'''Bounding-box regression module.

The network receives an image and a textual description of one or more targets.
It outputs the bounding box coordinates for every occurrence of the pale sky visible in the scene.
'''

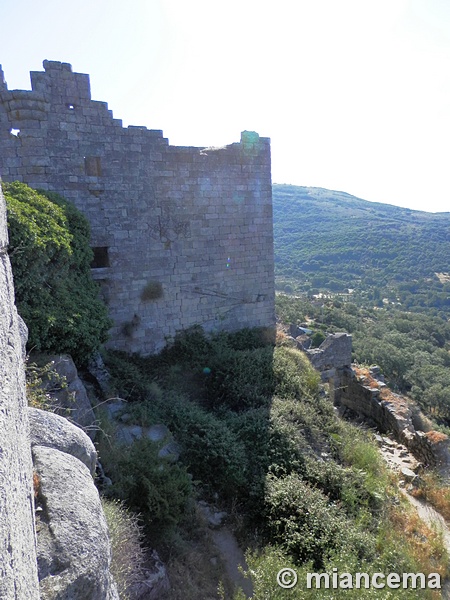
[1,0,450,212]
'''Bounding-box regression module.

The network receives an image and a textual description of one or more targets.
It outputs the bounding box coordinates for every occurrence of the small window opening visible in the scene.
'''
[84,156,102,177]
[10,128,20,137]
[91,247,110,268]
[67,104,75,110]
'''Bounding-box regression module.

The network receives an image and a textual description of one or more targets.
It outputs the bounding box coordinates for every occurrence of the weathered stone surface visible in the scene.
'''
[18,314,28,360]
[147,423,170,442]
[0,61,275,356]
[307,332,352,371]
[116,424,144,445]
[0,184,40,599]
[35,354,97,436]
[28,407,97,475]
[127,550,170,600]
[158,441,182,461]
[33,445,119,600]
[401,467,417,482]
[87,351,113,397]
[340,369,450,472]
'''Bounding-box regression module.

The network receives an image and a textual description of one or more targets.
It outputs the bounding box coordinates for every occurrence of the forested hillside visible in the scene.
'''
[273,184,450,314]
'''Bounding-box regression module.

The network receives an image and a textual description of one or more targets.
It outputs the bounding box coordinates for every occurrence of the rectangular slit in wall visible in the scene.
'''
[91,246,110,268]
[84,156,102,176]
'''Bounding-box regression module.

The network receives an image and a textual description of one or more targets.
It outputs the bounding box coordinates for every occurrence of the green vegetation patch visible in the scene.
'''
[4,182,111,362]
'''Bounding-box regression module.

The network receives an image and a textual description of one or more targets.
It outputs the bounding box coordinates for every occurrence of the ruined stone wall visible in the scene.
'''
[0,185,40,599]
[0,61,275,354]
[340,370,450,469]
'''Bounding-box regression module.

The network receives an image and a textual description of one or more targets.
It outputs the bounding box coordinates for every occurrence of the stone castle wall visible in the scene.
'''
[0,61,275,354]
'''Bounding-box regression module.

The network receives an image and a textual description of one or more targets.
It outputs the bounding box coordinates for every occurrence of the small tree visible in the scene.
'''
[4,182,111,363]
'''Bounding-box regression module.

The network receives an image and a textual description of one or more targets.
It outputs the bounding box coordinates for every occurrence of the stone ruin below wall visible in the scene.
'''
[302,331,450,473]
[0,60,275,355]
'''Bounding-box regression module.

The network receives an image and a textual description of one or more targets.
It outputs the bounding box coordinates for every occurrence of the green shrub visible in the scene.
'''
[273,346,320,400]
[237,546,424,599]
[311,330,326,347]
[264,473,376,569]
[123,392,249,500]
[203,344,275,411]
[330,421,389,504]
[4,182,111,362]
[106,437,193,539]
[103,350,162,401]
[163,397,248,498]
[160,325,214,365]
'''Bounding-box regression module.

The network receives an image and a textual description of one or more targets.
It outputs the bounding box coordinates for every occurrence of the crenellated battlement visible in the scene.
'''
[0,89,50,123]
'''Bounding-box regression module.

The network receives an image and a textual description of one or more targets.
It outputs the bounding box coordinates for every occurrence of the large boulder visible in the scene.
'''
[33,445,119,600]
[28,407,97,475]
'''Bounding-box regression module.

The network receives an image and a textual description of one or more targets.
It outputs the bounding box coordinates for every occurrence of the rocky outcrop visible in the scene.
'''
[0,184,119,599]
[28,385,120,598]
[105,399,181,460]
[0,184,40,598]
[29,407,97,475]
[33,354,97,438]
[33,446,119,599]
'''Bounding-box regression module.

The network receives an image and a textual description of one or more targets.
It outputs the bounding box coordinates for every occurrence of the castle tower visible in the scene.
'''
[0,61,275,354]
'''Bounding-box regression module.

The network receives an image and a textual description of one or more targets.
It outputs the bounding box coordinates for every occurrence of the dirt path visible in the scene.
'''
[377,434,450,599]
[210,528,253,599]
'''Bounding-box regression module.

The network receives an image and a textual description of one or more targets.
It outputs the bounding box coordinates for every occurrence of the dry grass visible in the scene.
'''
[33,471,40,498]
[384,495,449,591]
[102,498,148,600]
[425,430,448,444]
[411,473,450,523]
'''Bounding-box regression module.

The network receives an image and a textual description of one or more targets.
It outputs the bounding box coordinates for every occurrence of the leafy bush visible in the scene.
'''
[159,325,214,365]
[203,344,275,411]
[106,437,193,539]
[119,391,249,500]
[264,473,376,569]
[159,395,248,499]
[273,346,320,400]
[4,182,111,362]
[237,546,430,599]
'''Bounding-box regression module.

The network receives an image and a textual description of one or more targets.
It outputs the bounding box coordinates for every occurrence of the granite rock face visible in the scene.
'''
[0,188,39,600]
[0,184,40,599]
[29,407,97,475]
[35,354,97,437]
[33,445,119,600]
[1,185,119,599]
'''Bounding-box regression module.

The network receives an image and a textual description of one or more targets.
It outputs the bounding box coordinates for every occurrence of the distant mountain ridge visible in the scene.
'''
[272,184,450,313]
